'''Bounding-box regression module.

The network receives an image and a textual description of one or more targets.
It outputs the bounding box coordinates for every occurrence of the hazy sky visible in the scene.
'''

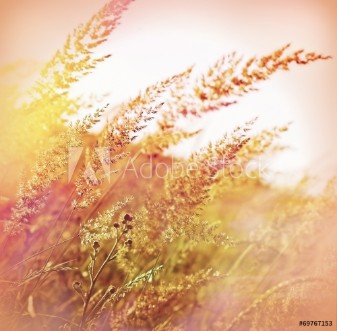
[1,0,336,182]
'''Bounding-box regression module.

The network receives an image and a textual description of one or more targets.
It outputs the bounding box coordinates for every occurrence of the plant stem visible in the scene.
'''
[79,230,121,330]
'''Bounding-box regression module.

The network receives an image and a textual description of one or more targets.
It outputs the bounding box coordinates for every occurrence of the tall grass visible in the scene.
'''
[0,1,335,330]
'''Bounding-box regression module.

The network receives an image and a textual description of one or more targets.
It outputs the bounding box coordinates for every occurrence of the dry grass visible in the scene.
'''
[0,1,335,330]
